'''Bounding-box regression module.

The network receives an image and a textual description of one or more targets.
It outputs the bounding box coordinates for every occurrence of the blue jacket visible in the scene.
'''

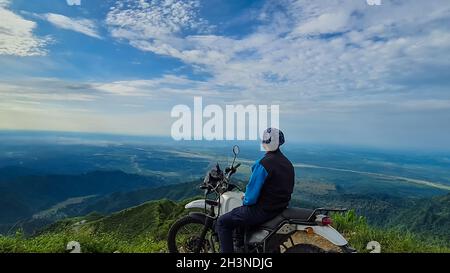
[243,150,295,212]
[243,158,268,206]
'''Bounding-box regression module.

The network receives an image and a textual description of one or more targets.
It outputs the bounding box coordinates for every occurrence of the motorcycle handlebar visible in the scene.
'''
[225,162,241,175]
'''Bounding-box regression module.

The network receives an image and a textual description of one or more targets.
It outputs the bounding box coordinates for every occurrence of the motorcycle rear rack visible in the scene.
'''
[288,208,348,225]
[310,207,348,216]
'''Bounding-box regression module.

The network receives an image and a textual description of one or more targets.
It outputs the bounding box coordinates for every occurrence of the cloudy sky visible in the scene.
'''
[0,0,449,150]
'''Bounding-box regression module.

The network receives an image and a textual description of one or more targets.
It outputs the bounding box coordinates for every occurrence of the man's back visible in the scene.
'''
[257,149,295,212]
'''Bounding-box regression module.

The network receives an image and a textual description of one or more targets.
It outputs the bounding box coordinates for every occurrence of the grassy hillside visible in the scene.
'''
[384,194,450,240]
[10,179,244,235]
[11,177,450,245]
[0,200,186,253]
[62,180,204,216]
[0,199,448,253]
[0,169,164,231]
[333,210,449,253]
[291,186,450,243]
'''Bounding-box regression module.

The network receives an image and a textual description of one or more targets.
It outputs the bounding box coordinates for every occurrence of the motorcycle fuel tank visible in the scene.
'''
[184,191,244,216]
[218,191,244,215]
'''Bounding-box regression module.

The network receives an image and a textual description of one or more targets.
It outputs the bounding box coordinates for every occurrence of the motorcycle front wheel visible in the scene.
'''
[167,215,219,253]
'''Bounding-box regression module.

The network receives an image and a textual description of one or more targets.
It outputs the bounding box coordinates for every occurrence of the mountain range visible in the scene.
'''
[0,167,164,233]
[1,166,447,244]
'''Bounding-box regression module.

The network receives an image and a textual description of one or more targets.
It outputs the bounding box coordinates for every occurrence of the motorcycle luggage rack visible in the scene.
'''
[309,208,348,219]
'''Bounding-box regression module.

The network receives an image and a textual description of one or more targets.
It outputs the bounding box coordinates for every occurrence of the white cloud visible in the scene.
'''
[106,0,450,108]
[293,11,350,35]
[0,0,10,7]
[100,0,450,148]
[0,80,99,111]
[66,0,81,6]
[44,13,100,38]
[0,2,49,56]
[107,0,205,36]
[92,75,225,101]
[106,0,210,50]
[0,77,172,136]
[2,0,450,148]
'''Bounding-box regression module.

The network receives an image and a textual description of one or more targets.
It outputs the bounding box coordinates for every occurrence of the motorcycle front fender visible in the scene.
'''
[185,199,206,209]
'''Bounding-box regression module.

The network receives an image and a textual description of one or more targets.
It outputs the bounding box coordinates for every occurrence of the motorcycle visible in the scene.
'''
[167,145,356,253]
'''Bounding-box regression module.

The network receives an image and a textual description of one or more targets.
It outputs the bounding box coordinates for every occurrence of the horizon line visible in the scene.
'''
[0,129,449,154]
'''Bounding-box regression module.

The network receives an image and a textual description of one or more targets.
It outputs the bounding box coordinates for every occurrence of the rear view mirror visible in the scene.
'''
[233,145,240,155]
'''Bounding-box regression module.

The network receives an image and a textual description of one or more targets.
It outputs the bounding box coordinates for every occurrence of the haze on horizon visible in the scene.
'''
[0,0,449,151]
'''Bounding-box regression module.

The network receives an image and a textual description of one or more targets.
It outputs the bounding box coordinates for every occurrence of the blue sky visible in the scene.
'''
[0,0,450,151]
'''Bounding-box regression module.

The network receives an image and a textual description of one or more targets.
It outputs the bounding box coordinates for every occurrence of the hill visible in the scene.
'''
[385,194,450,240]
[0,199,448,253]
[9,176,449,244]
[0,168,164,231]
[0,199,186,253]
[11,180,205,235]
[61,179,204,216]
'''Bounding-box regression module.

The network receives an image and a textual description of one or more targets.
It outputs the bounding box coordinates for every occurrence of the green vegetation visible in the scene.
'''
[333,210,450,253]
[63,180,204,216]
[385,194,450,241]
[1,199,448,253]
[292,188,450,243]
[0,169,164,227]
[0,200,185,253]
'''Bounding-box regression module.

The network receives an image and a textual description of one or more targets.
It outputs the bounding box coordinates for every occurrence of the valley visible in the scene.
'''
[0,131,449,250]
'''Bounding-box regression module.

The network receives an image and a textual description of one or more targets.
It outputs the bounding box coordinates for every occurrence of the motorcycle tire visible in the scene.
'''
[280,231,347,253]
[167,215,216,253]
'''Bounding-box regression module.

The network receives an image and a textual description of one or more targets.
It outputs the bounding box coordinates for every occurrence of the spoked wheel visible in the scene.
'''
[167,215,219,253]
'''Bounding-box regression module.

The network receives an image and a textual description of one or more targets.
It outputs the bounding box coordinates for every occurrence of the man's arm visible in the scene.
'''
[243,161,268,206]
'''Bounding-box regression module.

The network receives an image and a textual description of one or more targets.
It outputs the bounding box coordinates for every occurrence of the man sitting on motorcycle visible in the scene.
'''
[215,128,295,253]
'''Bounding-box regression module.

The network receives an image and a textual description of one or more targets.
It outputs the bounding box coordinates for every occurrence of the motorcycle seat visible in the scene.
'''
[282,207,314,221]
[260,208,315,230]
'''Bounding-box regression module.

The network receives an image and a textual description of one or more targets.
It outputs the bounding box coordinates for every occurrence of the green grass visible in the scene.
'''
[333,210,450,253]
[0,229,167,253]
[0,199,185,253]
[0,201,448,253]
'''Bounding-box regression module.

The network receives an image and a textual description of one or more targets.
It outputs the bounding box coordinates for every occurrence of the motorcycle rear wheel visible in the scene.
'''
[283,244,328,253]
[280,231,346,253]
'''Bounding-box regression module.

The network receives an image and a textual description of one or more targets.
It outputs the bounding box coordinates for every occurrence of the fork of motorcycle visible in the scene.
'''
[208,235,216,253]
[194,226,209,253]
[194,217,214,253]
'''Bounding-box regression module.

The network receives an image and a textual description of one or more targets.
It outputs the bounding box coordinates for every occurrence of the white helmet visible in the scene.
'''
[262,128,285,152]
